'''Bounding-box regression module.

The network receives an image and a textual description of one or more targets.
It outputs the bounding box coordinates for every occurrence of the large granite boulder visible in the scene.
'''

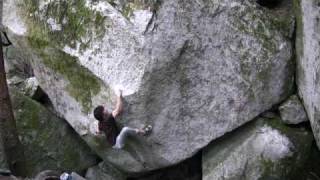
[295,0,320,149]
[9,89,100,176]
[3,0,294,173]
[202,118,314,180]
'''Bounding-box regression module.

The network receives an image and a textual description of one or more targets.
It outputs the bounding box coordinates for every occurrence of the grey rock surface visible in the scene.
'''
[279,95,308,124]
[295,0,320,149]
[9,88,100,176]
[6,75,24,86]
[70,172,87,180]
[0,136,9,172]
[3,0,294,173]
[4,46,33,79]
[85,162,126,180]
[0,175,19,180]
[131,153,201,180]
[34,170,60,180]
[202,118,313,180]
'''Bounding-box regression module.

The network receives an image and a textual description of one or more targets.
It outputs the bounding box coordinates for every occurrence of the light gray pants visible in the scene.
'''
[113,127,138,149]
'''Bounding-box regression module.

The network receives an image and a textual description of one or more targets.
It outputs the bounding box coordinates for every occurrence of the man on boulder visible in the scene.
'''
[93,90,152,149]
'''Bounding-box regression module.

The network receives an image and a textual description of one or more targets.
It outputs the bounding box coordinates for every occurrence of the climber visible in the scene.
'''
[93,90,152,149]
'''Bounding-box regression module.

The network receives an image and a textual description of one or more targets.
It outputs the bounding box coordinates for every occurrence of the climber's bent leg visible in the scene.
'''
[113,127,138,149]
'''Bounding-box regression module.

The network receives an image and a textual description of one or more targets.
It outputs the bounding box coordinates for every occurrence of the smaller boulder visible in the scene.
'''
[19,77,40,98]
[202,117,313,180]
[279,95,308,124]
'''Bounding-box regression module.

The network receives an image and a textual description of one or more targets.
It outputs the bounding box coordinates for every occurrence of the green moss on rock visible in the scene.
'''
[230,6,279,55]
[9,89,100,176]
[22,0,107,50]
[260,155,297,179]
[38,48,101,113]
[19,0,109,112]
[27,24,50,49]
[270,15,294,38]
[113,0,161,18]
[258,118,314,180]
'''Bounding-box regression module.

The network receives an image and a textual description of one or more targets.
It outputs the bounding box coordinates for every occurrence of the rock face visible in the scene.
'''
[4,0,294,173]
[9,89,100,176]
[0,136,9,172]
[202,118,313,180]
[14,77,41,99]
[85,163,126,180]
[4,45,33,80]
[279,95,308,124]
[295,0,320,149]
[130,153,202,180]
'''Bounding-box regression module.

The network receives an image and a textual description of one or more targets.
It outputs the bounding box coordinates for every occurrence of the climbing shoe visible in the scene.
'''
[142,125,152,136]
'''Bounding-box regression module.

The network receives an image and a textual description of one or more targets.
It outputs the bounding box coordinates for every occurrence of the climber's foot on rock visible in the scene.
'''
[138,125,152,136]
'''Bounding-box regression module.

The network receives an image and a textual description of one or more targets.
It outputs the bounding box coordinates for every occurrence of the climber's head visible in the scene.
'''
[93,105,109,121]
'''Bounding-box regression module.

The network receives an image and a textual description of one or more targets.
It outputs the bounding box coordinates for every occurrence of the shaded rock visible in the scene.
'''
[85,163,126,180]
[0,169,11,176]
[0,134,9,172]
[8,76,54,111]
[0,175,19,180]
[15,77,50,105]
[34,170,60,180]
[6,75,24,86]
[294,0,320,149]
[70,172,87,180]
[279,95,308,124]
[257,0,296,38]
[202,118,313,180]
[61,172,86,180]
[129,153,201,180]
[9,89,100,176]
[3,43,41,100]
[4,0,294,173]
[260,111,278,119]
[297,141,320,180]
[4,45,33,79]
[256,0,282,8]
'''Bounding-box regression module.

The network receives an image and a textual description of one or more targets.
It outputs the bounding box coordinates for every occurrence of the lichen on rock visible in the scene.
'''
[38,48,102,113]
[9,88,100,176]
[23,0,108,50]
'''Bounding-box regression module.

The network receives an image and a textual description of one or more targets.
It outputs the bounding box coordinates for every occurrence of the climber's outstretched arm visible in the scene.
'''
[112,90,123,118]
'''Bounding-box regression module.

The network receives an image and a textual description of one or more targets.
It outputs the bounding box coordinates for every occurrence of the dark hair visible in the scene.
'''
[93,106,104,121]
